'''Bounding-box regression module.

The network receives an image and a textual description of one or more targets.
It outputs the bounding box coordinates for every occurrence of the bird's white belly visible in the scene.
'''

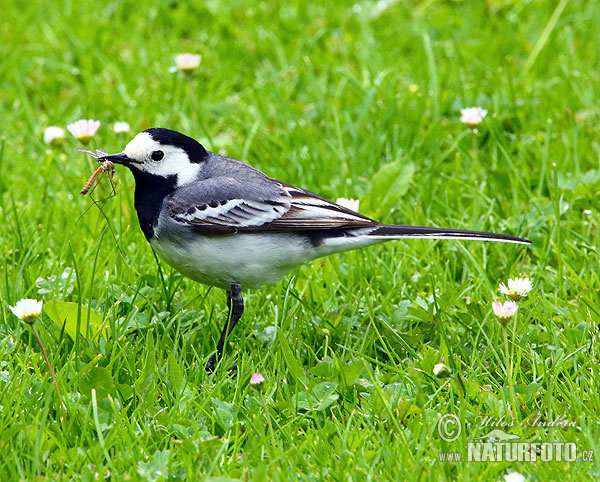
[150,233,316,289]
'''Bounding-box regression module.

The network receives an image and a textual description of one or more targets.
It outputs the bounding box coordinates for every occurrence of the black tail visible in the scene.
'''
[369,225,531,245]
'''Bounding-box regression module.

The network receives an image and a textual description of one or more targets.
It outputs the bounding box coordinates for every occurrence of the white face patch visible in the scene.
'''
[122,132,201,186]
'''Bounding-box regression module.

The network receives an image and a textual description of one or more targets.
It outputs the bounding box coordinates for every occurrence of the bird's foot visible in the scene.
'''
[205,355,238,376]
[205,354,217,373]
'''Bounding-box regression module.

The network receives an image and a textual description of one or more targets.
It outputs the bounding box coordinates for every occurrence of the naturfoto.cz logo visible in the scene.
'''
[437,413,594,463]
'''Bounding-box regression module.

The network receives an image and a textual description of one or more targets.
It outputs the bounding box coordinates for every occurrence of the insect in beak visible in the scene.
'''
[77,148,118,195]
[77,147,126,258]
[80,161,115,195]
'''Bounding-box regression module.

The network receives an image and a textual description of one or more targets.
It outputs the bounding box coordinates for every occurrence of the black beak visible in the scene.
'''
[99,152,138,165]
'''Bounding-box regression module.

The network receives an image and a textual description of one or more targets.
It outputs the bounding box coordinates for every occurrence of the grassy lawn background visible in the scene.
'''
[1,0,599,479]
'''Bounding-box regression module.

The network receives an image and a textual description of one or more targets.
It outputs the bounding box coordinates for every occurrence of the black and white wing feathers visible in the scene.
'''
[165,177,375,235]
[164,170,530,244]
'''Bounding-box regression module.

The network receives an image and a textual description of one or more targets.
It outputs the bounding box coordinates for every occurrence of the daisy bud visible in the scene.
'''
[433,363,452,379]
[9,298,43,325]
[250,372,265,390]
[492,301,518,326]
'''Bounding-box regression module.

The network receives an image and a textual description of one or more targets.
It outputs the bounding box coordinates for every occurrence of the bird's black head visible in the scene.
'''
[99,127,209,186]
[142,128,208,164]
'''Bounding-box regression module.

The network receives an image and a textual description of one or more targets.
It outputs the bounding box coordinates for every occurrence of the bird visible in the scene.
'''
[88,128,530,372]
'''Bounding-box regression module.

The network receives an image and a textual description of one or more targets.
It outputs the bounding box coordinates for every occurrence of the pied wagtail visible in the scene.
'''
[87,128,530,372]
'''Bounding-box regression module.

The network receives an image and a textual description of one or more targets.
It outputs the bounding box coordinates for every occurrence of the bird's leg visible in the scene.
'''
[205,282,244,373]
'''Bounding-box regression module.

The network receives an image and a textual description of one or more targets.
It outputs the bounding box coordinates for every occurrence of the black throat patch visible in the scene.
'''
[129,167,177,240]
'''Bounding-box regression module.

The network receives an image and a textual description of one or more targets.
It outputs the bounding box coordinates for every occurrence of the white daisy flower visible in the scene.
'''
[335,198,360,212]
[43,126,65,145]
[504,472,525,482]
[492,301,518,326]
[113,122,131,134]
[174,53,201,71]
[460,107,488,127]
[433,363,452,379]
[9,298,43,324]
[499,277,533,301]
[67,119,101,142]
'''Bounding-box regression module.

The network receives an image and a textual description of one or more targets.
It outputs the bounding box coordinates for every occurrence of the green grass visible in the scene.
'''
[1,0,599,480]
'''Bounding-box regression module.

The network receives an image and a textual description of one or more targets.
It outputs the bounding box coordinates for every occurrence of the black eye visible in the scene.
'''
[151,150,164,161]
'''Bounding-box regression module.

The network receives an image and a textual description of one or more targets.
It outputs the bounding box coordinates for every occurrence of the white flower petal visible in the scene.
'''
[335,198,360,212]
[504,472,525,482]
[113,121,131,134]
[460,107,488,127]
[498,277,533,300]
[174,53,201,71]
[67,119,101,140]
[492,301,518,322]
[9,298,43,323]
[43,126,65,145]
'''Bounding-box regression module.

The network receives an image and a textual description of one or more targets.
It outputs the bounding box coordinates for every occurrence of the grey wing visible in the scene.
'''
[165,177,376,235]
[268,181,375,229]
